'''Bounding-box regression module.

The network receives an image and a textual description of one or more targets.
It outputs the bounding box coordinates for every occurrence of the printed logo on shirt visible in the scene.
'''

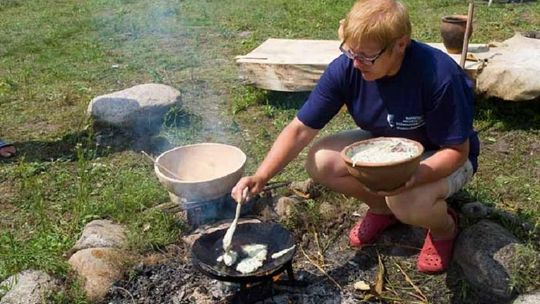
[386,114,395,128]
[387,114,425,130]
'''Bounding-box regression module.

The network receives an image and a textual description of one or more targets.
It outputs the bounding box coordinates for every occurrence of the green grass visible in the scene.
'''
[1,0,539,302]
[510,243,540,294]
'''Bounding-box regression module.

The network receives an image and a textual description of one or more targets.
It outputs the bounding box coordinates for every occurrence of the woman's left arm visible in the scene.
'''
[372,139,469,197]
[413,138,470,186]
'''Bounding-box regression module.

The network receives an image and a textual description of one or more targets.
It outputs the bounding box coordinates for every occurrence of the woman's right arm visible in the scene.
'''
[231,117,319,202]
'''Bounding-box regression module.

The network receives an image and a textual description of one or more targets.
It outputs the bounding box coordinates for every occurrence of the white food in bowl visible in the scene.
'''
[350,138,419,165]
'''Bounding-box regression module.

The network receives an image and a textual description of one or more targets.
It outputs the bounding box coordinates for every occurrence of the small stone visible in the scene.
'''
[353,280,371,291]
[319,201,337,221]
[275,196,300,218]
[512,291,540,304]
[190,287,213,304]
[70,219,127,253]
[289,178,320,198]
[68,248,130,302]
[0,270,60,304]
[250,195,273,216]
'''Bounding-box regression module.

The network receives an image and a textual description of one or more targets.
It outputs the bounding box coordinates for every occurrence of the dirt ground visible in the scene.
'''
[105,188,487,304]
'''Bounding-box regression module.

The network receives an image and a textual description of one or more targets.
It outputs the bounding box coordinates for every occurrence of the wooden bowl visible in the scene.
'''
[341,137,424,192]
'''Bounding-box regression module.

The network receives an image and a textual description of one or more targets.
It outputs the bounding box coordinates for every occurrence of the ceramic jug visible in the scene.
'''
[440,15,471,54]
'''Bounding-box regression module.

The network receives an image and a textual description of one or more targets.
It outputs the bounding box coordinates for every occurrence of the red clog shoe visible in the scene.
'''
[349,211,398,247]
[417,209,458,273]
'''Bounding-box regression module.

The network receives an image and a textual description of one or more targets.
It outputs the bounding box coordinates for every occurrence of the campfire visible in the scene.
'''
[104,144,455,303]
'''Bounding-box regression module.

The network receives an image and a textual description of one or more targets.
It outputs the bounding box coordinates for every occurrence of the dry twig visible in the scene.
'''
[311,226,325,265]
[374,251,385,295]
[394,262,428,303]
[262,181,291,192]
[111,286,136,304]
[322,227,343,253]
[299,246,342,290]
[385,280,400,297]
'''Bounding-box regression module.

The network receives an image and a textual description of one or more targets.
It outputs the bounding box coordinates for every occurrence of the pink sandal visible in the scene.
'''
[417,209,458,273]
[349,212,398,247]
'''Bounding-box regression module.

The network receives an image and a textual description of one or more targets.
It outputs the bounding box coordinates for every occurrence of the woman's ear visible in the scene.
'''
[395,35,410,53]
[338,19,345,41]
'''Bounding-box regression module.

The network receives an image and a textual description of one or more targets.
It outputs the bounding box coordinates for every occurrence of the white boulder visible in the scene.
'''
[477,33,540,101]
[87,83,180,134]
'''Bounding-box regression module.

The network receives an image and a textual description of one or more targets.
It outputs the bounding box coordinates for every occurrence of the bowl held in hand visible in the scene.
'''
[341,137,424,192]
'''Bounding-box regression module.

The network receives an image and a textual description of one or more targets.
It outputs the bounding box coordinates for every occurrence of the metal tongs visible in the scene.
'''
[222,187,249,252]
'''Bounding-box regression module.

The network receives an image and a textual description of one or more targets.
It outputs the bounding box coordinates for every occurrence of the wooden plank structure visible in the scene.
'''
[236,38,488,92]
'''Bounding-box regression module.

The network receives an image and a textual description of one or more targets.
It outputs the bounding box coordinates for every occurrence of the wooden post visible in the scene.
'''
[460,2,475,68]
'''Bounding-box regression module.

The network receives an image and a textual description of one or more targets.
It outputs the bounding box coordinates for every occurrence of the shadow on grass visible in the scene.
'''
[0,131,93,163]
[1,128,172,163]
[476,97,540,132]
[265,91,311,110]
[0,106,208,163]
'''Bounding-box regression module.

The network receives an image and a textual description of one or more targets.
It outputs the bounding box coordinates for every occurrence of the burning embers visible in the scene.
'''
[105,218,366,304]
[105,250,356,304]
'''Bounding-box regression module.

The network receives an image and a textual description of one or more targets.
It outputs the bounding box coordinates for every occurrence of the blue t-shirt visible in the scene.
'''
[297,40,480,172]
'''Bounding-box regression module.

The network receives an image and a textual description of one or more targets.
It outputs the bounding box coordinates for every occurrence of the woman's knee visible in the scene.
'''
[305,130,371,182]
[386,180,447,224]
[386,190,427,224]
[305,143,336,181]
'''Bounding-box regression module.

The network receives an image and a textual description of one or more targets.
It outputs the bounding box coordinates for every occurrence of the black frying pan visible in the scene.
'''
[191,222,296,283]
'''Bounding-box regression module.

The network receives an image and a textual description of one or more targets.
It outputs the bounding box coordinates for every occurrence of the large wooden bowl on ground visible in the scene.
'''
[341,137,424,192]
[154,143,246,202]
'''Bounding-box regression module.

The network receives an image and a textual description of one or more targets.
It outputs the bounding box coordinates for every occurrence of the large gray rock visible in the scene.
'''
[0,270,60,304]
[71,219,127,253]
[87,83,180,134]
[68,248,128,302]
[477,33,540,101]
[454,220,519,302]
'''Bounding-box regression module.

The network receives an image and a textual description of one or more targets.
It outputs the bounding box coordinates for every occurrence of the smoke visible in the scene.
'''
[94,0,241,154]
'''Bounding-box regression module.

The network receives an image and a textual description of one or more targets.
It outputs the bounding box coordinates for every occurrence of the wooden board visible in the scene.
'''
[236,38,488,92]
[235,39,341,92]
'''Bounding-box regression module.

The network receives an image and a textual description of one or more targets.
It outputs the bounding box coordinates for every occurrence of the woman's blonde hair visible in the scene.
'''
[342,0,411,50]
